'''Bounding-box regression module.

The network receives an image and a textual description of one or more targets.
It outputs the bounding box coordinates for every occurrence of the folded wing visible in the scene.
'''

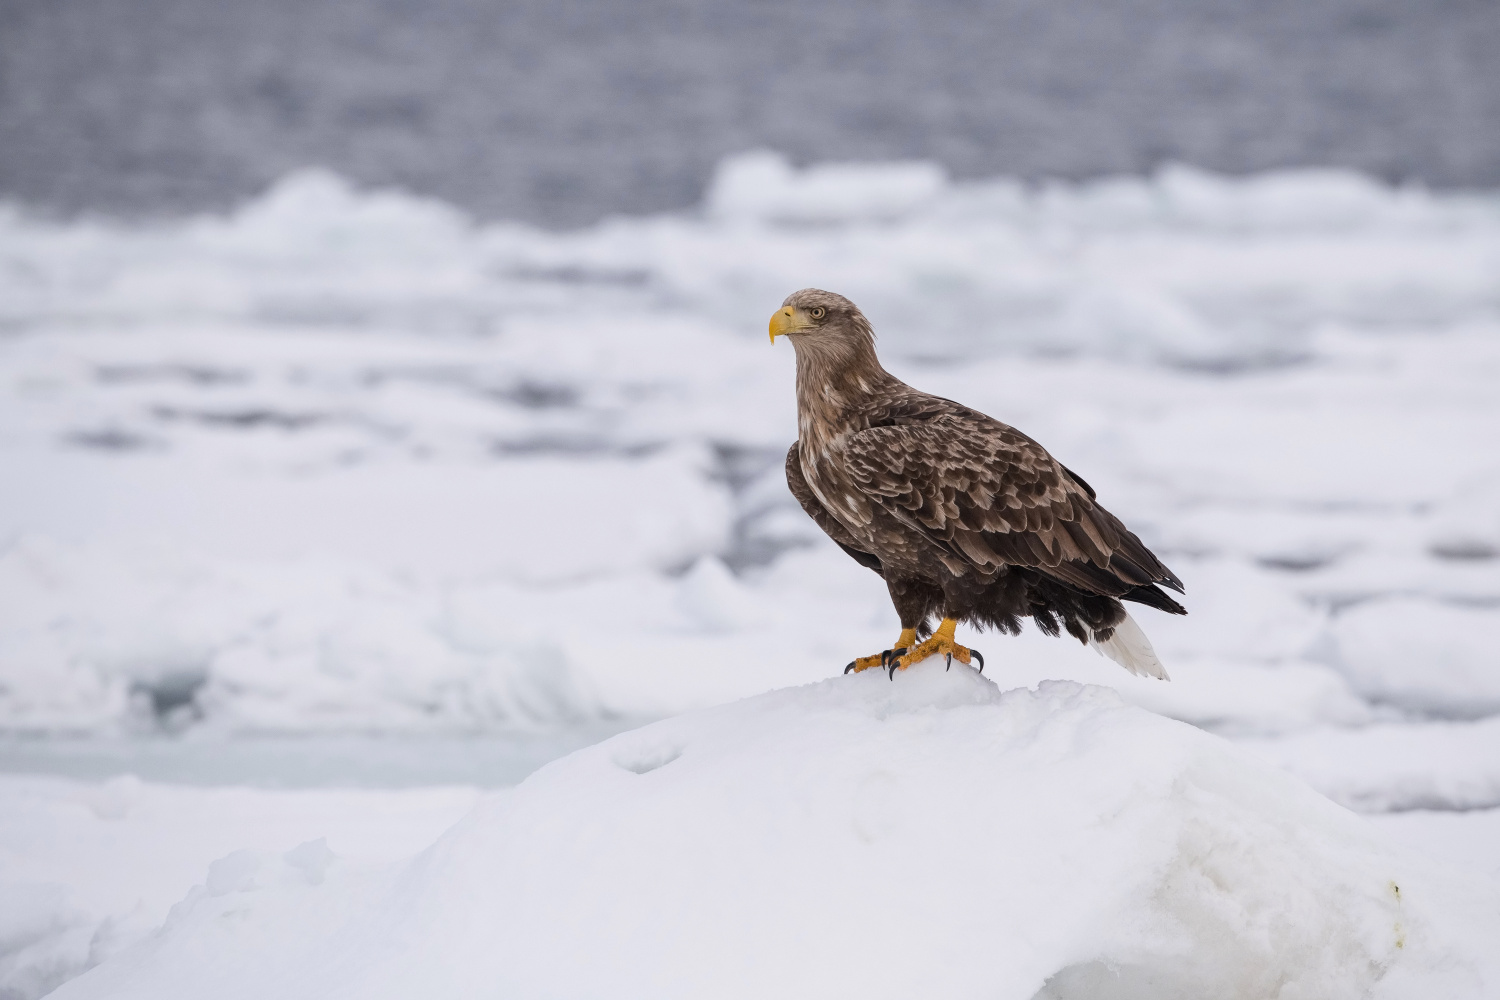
[833,400,1184,611]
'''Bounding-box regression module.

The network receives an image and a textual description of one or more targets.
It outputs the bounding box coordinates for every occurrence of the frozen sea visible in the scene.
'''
[2,153,1499,996]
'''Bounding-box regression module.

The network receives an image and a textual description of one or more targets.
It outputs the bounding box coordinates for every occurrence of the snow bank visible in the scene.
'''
[50,671,1498,1000]
[0,775,478,1000]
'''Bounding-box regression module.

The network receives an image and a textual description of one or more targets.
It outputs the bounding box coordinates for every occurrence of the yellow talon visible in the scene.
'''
[891,618,975,673]
[845,628,918,674]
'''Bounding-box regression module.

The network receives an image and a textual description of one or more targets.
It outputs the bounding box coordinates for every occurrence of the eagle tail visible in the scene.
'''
[1088,611,1169,680]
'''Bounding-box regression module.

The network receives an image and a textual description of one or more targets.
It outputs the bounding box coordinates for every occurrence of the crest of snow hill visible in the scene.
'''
[54,669,1496,1000]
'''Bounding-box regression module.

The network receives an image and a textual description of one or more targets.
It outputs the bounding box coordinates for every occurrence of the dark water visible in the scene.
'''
[1,0,1497,225]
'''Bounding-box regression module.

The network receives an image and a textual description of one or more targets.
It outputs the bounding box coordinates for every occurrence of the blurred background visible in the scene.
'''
[5,0,1500,224]
[2,1,1498,995]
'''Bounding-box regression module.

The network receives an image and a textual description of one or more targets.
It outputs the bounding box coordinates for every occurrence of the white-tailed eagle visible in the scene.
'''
[771,288,1186,679]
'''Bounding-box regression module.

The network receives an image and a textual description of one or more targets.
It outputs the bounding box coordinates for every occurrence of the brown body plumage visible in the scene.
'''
[772,288,1186,678]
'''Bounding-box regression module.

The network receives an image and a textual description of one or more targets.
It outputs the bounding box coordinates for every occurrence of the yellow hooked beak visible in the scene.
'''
[769,305,813,343]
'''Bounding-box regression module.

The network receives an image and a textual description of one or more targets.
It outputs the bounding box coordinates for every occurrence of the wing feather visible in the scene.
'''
[785,444,884,576]
[835,401,1182,602]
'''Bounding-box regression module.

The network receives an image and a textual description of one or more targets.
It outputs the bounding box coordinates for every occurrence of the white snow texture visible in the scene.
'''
[44,673,1496,1000]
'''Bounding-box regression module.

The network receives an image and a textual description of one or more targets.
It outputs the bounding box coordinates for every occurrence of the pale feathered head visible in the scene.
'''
[768,289,875,350]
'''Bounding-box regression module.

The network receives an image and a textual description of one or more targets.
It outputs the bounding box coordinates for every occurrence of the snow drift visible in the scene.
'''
[50,669,1496,1000]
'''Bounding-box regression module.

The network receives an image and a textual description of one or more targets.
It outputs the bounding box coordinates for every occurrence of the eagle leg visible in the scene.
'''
[890,618,978,676]
[845,628,918,674]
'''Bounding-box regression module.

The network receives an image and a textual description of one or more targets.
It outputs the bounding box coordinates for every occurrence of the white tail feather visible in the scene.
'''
[1088,611,1170,680]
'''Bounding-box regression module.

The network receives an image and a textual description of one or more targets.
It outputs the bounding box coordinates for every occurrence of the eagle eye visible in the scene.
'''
[810,306,827,320]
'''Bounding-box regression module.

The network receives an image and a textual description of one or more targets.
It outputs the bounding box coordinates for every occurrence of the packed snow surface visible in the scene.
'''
[0,776,477,999]
[45,673,1500,1000]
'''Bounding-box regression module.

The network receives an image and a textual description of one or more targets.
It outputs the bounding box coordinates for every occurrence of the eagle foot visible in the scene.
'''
[889,619,980,677]
[845,629,918,675]
[944,649,984,673]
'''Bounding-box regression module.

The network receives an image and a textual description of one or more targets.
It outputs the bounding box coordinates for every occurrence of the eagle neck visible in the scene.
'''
[791,331,893,452]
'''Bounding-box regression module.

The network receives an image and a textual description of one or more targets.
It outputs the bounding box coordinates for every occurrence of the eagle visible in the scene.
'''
[771,288,1186,679]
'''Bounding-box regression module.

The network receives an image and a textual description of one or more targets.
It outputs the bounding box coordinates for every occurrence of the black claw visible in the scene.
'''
[892,647,908,658]
[973,650,984,673]
[945,652,952,670]
[887,660,899,680]
[880,649,891,667]
[845,661,856,674]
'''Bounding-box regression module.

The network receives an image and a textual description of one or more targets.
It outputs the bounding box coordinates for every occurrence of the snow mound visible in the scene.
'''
[52,670,1494,1000]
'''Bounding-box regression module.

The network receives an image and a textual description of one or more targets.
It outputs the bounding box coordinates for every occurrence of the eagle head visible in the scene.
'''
[769,289,873,346]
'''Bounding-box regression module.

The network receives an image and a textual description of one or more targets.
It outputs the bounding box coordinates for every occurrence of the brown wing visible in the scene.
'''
[785,443,885,576]
[833,400,1183,602]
